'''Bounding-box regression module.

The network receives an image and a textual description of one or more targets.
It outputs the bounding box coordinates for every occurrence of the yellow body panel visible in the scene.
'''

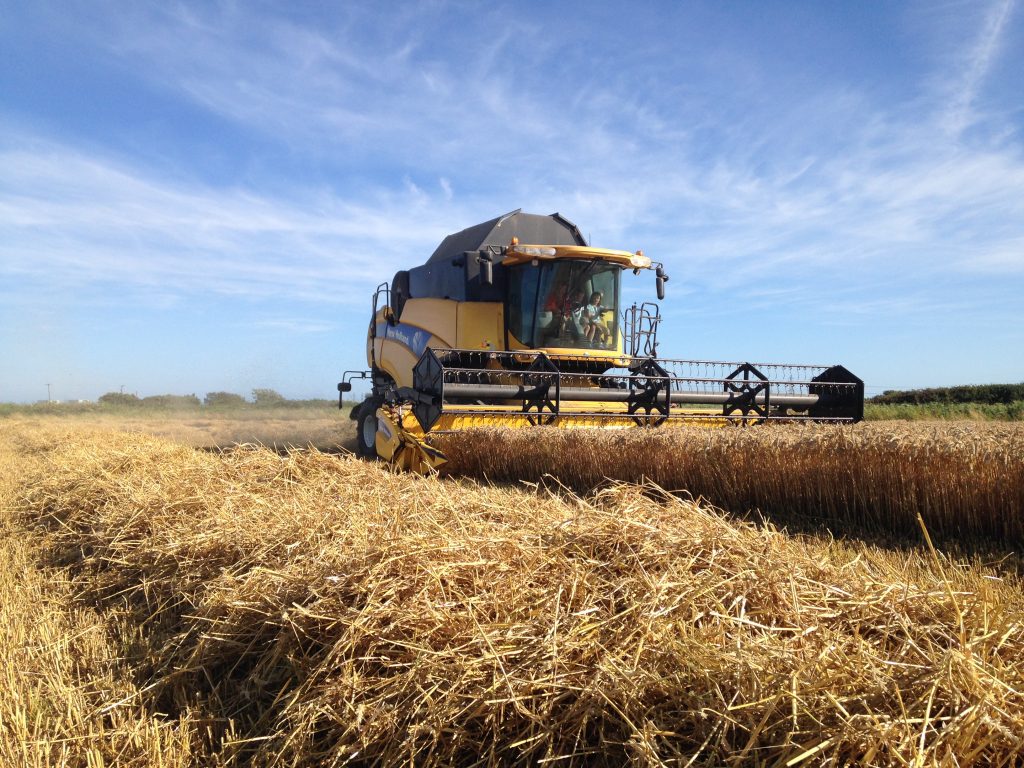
[401,298,457,342]
[456,302,503,350]
[375,299,511,386]
[506,331,627,360]
[372,298,457,388]
[375,337,417,389]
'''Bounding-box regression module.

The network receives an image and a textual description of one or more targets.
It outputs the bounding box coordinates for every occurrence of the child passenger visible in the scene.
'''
[582,291,610,345]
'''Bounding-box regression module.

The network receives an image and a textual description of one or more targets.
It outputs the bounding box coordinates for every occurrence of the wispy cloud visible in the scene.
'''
[2,1,1022,322]
[1,2,1023,399]
[0,136,475,305]
[941,0,1015,137]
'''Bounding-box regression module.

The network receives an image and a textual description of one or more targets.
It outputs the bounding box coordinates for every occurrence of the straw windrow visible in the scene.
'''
[0,428,209,766]
[5,424,1024,765]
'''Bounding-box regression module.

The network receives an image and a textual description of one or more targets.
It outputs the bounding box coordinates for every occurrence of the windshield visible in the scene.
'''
[507,261,620,349]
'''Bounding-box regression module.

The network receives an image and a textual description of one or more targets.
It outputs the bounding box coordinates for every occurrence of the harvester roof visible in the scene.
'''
[426,210,588,264]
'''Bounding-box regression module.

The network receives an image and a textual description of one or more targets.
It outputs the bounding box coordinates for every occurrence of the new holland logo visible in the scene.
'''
[379,322,432,357]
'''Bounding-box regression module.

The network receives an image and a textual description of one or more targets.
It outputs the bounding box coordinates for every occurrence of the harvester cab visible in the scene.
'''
[339,210,863,472]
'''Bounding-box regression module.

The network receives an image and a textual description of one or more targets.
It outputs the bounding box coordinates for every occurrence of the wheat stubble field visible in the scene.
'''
[2,414,1023,766]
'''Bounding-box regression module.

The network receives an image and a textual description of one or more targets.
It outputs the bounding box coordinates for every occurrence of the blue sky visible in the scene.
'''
[1,1,1022,403]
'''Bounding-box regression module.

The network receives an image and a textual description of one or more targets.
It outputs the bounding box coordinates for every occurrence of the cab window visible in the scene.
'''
[507,265,540,344]
[509,261,620,349]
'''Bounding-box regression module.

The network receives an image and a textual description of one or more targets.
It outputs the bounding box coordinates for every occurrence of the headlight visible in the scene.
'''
[516,246,557,258]
[629,251,651,268]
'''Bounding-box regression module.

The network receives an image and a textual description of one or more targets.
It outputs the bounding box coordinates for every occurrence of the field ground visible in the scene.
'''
[0,405,356,452]
[2,413,1023,765]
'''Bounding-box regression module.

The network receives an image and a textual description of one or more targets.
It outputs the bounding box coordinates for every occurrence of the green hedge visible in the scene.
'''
[872,384,1024,405]
[865,401,1024,421]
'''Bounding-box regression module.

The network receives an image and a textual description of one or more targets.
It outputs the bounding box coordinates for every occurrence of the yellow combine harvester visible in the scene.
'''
[339,211,863,472]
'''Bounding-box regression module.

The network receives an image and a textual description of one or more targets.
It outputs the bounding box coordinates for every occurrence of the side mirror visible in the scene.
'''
[655,266,668,300]
[337,381,352,393]
[477,250,493,286]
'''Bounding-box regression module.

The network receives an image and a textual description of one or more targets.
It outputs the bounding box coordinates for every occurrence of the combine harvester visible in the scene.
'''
[339,211,863,472]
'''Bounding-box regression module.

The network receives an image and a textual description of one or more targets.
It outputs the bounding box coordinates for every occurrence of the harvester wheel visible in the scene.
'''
[356,399,382,459]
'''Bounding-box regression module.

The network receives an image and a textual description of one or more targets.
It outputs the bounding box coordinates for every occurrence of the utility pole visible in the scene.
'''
[46,383,52,403]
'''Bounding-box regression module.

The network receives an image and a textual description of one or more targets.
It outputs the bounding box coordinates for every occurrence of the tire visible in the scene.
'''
[356,399,381,458]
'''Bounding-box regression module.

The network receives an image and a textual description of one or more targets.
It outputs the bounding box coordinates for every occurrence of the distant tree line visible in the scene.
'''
[98,392,201,408]
[204,392,247,407]
[870,383,1024,405]
[95,389,340,409]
